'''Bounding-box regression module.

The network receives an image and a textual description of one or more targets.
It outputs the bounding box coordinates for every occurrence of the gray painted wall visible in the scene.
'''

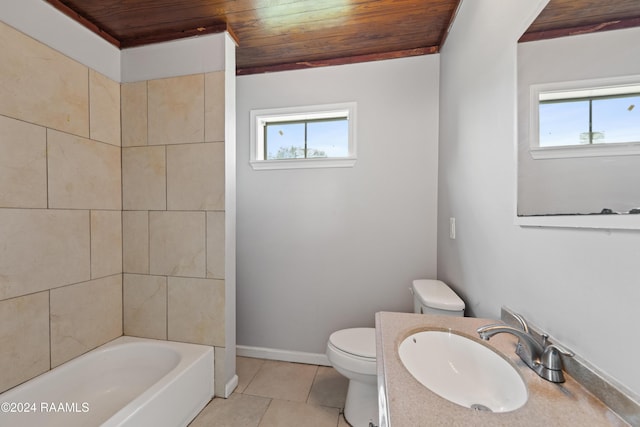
[236,56,440,356]
[438,0,640,396]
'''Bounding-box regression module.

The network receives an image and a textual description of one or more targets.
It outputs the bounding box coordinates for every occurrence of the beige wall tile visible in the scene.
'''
[0,22,89,137]
[0,115,47,208]
[123,274,167,340]
[148,74,204,145]
[50,275,122,367]
[89,70,121,146]
[47,130,121,210]
[167,277,224,346]
[121,81,148,147]
[149,211,206,277]
[91,210,122,279]
[167,142,225,210]
[0,292,50,393]
[207,211,225,279]
[122,146,166,210]
[0,209,90,300]
[123,211,149,274]
[205,71,225,143]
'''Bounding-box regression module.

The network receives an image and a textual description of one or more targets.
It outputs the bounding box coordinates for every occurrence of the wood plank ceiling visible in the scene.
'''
[43,0,640,75]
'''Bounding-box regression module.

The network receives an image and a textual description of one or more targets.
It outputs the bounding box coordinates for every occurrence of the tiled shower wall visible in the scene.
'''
[0,21,228,395]
[120,74,227,373]
[0,22,122,393]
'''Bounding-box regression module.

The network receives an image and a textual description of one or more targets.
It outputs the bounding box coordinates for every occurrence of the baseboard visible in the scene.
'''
[222,374,238,398]
[237,345,331,366]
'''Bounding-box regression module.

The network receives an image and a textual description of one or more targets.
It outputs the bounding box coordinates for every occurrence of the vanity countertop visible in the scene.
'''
[375,311,629,426]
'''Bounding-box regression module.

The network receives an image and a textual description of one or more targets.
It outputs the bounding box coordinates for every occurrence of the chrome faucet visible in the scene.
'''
[477,313,574,383]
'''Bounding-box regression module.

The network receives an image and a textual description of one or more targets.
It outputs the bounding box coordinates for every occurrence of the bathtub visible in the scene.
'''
[0,336,214,427]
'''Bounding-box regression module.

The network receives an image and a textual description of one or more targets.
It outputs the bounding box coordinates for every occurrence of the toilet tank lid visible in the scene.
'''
[412,279,465,311]
[329,328,376,359]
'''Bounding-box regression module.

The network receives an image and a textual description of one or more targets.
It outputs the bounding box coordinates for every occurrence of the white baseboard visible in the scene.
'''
[221,374,238,398]
[237,345,331,366]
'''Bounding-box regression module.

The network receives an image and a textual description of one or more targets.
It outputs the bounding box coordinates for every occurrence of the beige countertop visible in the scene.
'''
[375,311,629,426]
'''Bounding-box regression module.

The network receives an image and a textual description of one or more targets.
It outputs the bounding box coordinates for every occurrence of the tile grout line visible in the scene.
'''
[120,82,124,336]
[305,364,320,405]
[242,358,265,394]
[256,397,274,427]
[48,289,52,370]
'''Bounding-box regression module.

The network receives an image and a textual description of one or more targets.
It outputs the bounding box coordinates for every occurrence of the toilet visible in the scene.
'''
[326,279,465,427]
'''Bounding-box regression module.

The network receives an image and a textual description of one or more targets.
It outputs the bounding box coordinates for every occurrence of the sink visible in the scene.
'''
[398,330,527,413]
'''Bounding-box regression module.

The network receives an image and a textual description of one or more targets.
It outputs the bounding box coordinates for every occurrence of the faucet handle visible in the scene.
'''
[511,312,529,333]
[540,334,574,357]
[541,344,574,371]
[546,343,574,357]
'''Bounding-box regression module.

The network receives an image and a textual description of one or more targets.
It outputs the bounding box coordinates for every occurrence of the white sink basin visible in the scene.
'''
[398,330,527,413]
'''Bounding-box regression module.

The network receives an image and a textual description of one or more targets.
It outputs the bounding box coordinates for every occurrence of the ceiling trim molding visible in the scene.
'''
[236,46,438,76]
[120,22,239,49]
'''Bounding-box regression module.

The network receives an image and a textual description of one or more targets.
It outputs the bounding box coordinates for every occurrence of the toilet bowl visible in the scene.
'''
[327,279,465,427]
[327,328,377,427]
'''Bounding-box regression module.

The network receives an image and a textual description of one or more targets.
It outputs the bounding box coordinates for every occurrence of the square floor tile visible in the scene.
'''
[259,399,339,427]
[243,360,317,402]
[189,394,270,427]
[308,366,349,409]
[236,356,265,393]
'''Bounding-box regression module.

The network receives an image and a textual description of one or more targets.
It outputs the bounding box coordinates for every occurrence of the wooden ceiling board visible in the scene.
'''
[41,0,640,74]
[521,0,640,41]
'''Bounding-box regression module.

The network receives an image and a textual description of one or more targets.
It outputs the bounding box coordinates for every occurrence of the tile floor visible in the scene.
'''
[190,357,351,427]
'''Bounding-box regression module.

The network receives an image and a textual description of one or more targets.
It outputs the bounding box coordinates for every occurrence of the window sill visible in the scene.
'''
[530,142,640,159]
[516,214,640,230]
[250,157,357,170]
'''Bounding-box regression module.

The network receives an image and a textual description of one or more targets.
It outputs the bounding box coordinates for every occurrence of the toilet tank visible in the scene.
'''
[411,279,465,317]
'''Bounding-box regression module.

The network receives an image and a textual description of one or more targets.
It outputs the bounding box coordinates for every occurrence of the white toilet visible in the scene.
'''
[326,279,465,427]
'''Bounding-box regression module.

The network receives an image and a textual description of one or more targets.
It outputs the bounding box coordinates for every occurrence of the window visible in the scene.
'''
[530,77,640,159]
[250,103,356,170]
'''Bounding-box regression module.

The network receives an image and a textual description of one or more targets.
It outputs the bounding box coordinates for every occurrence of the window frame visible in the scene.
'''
[529,76,640,159]
[250,102,357,170]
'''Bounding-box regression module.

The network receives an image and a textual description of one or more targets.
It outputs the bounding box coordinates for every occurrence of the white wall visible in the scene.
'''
[518,27,640,215]
[236,56,440,358]
[438,0,640,396]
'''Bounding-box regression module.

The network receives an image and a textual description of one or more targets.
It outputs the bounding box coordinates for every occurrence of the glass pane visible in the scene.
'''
[307,119,349,158]
[265,122,305,159]
[539,100,589,147]
[592,95,640,144]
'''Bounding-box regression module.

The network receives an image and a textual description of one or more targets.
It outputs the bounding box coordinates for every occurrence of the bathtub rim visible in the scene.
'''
[0,336,215,427]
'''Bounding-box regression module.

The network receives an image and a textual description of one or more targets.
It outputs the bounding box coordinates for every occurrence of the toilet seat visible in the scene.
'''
[327,328,376,377]
[329,328,376,358]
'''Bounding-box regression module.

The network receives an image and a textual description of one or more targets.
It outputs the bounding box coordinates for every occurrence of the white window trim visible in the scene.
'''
[530,75,640,160]
[515,214,640,231]
[530,142,640,159]
[250,102,357,170]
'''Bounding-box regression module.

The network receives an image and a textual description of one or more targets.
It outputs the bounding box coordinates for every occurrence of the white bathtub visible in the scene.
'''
[0,336,214,427]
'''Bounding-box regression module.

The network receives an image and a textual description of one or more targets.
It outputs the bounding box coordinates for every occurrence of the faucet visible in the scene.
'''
[477,314,574,383]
